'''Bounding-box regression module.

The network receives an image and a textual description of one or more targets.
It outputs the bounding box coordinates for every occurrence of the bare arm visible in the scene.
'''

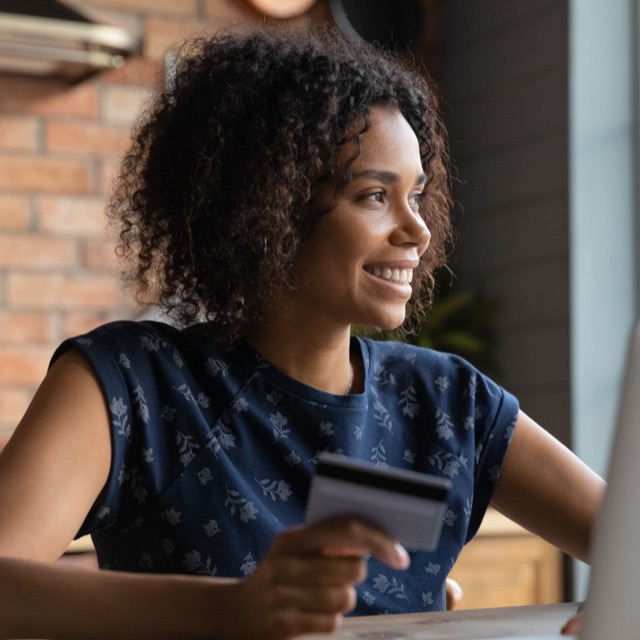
[0,349,111,561]
[0,517,409,640]
[0,350,408,639]
[490,410,606,564]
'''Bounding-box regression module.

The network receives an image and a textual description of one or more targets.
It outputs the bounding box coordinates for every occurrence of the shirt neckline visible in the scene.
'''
[233,336,370,409]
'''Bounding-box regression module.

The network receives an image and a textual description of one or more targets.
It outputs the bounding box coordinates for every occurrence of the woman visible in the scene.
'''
[0,26,603,639]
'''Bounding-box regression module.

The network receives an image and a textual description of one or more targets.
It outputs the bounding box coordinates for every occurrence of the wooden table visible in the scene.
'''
[301,602,579,639]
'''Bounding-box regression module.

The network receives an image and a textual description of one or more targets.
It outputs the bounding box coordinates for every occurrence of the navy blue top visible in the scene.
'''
[52,320,518,615]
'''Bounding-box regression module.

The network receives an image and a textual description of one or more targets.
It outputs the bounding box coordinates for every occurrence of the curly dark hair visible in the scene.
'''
[108,25,453,347]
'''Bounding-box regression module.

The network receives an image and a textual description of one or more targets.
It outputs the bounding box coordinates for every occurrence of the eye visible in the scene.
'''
[409,191,425,211]
[358,191,385,204]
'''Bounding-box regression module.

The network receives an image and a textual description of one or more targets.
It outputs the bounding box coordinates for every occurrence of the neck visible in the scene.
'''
[245,319,355,395]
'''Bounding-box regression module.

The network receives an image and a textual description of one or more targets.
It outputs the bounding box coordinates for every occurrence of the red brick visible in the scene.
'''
[0,234,76,269]
[38,196,107,237]
[0,388,32,426]
[7,273,122,309]
[100,57,161,87]
[46,121,131,157]
[81,238,119,271]
[99,158,123,196]
[144,17,207,59]
[0,116,40,152]
[203,0,250,19]
[0,74,99,119]
[0,155,92,195]
[101,84,152,126]
[0,346,51,385]
[0,195,31,230]
[0,312,54,344]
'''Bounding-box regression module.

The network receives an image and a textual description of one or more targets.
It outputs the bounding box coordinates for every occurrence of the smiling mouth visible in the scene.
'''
[366,266,414,285]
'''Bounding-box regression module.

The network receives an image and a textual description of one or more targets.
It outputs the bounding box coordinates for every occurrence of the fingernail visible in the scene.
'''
[393,542,410,568]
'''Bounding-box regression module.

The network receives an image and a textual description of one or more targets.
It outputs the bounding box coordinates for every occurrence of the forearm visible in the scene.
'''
[0,520,407,640]
[0,556,241,640]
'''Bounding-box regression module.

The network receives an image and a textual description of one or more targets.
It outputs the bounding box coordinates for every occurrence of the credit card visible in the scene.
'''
[305,452,452,551]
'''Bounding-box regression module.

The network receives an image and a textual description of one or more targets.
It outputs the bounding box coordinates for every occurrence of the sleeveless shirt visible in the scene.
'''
[51,320,518,615]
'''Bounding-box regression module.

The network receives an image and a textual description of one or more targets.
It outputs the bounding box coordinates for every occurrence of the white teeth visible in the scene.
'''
[370,266,414,284]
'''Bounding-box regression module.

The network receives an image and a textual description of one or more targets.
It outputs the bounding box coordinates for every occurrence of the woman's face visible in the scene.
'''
[290,106,431,332]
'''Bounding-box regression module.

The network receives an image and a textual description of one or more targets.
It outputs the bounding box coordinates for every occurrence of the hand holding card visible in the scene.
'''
[305,452,452,551]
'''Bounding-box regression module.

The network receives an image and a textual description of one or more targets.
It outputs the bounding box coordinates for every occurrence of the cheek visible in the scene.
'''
[299,214,380,277]
[331,219,378,255]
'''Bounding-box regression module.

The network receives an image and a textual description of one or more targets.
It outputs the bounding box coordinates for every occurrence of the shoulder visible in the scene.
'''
[359,336,478,379]
[47,321,224,409]
[49,321,250,420]
[69,319,180,348]
[359,337,516,415]
[50,320,202,367]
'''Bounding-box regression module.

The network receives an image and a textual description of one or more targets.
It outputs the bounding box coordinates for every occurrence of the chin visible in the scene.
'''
[352,306,407,334]
[378,312,407,331]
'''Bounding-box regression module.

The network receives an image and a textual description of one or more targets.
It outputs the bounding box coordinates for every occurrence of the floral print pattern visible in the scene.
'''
[51,321,518,616]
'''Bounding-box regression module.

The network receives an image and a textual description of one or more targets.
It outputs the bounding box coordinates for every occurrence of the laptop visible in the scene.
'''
[498,321,640,639]
[576,320,640,639]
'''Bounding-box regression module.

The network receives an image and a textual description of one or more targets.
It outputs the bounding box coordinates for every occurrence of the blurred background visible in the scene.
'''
[0,0,636,607]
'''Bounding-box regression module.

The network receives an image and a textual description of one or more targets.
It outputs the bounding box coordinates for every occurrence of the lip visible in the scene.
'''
[365,259,420,271]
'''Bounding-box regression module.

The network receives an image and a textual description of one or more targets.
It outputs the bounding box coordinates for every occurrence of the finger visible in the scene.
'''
[272,554,367,586]
[561,613,583,635]
[272,583,358,615]
[274,516,410,569]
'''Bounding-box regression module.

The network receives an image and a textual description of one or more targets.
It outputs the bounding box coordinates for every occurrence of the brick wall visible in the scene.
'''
[0,0,330,436]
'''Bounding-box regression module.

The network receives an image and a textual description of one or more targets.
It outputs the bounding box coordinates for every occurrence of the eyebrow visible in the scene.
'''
[351,169,427,185]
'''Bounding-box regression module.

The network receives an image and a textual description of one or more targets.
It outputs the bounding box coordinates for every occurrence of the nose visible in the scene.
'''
[390,202,431,256]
